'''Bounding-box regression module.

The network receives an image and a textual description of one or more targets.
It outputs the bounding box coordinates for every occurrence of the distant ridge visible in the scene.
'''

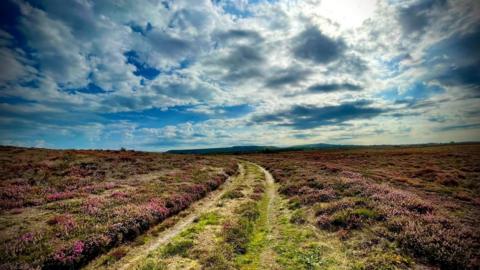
[167,145,279,154]
[166,141,480,154]
[166,143,356,154]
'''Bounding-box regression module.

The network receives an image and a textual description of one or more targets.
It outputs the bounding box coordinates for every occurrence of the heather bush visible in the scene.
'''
[390,217,480,269]
[48,240,85,267]
[222,189,243,200]
[314,197,367,216]
[45,191,78,202]
[82,197,105,216]
[47,214,77,236]
[297,186,336,204]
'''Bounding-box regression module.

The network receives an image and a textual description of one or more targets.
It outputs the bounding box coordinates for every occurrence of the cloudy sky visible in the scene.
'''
[0,0,479,150]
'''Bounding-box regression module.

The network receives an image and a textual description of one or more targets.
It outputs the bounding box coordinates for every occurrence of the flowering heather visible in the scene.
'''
[110,191,129,200]
[46,191,77,202]
[144,198,169,219]
[47,214,77,236]
[82,197,105,216]
[0,146,237,269]
[51,240,85,266]
[246,144,480,269]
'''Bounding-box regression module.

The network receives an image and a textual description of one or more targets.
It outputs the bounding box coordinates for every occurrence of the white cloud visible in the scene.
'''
[1,0,479,149]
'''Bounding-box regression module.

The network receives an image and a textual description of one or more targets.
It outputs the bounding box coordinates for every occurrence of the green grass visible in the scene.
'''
[351,208,379,219]
[136,211,222,269]
[273,213,349,270]
[161,239,194,257]
[138,258,168,270]
[235,194,269,268]
[222,189,244,200]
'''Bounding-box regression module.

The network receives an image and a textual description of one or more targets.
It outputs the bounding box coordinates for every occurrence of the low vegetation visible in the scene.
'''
[1,144,479,269]
[246,144,480,269]
[0,146,237,269]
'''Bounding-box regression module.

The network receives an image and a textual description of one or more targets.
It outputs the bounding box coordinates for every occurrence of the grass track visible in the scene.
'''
[85,162,352,270]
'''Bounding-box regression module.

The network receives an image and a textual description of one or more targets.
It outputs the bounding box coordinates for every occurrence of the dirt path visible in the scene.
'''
[255,164,280,269]
[245,163,351,270]
[84,164,245,270]
[87,162,351,270]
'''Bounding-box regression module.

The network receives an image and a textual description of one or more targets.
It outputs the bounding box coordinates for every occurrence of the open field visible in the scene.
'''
[0,144,479,269]
[0,146,237,269]
[245,144,480,269]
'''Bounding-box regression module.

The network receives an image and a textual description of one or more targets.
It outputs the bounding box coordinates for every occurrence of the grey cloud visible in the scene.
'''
[394,98,450,109]
[215,29,263,44]
[436,123,480,132]
[388,112,423,118]
[436,63,480,90]
[428,115,447,123]
[307,83,362,93]
[265,66,311,88]
[333,54,369,76]
[146,29,192,58]
[426,27,480,91]
[218,45,265,81]
[252,100,386,129]
[222,45,264,65]
[292,26,346,64]
[151,79,216,101]
[398,0,447,34]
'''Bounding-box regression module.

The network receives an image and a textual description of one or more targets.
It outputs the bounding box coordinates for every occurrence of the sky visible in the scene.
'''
[0,0,479,151]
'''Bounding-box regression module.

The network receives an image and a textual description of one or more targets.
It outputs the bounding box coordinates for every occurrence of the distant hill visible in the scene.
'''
[167,145,279,154]
[166,142,480,155]
[166,143,358,154]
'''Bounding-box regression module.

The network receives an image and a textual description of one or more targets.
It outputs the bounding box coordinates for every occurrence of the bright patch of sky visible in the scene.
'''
[316,0,378,29]
[0,0,479,150]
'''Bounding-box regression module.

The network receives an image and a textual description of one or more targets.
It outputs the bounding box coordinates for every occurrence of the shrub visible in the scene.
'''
[222,189,243,200]
[314,197,366,216]
[392,218,480,269]
[47,214,77,236]
[316,214,334,230]
[298,187,336,204]
[222,220,252,254]
[49,240,85,266]
[145,198,169,219]
[290,209,306,224]
[236,201,260,221]
[82,197,104,215]
[350,208,380,219]
[139,258,167,270]
[46,191,76,202]
[199,245,235,270]
[320,208,380,230]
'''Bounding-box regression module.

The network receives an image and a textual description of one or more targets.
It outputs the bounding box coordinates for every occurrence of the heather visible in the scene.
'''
[246,144,480,269]
[2,144,479,269]
[0,146,237,269]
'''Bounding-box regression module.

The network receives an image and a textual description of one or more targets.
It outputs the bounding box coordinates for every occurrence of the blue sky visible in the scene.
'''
[0,0,479,151]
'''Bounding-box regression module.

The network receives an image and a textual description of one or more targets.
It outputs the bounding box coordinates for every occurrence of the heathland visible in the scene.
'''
[0,144,478,269]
